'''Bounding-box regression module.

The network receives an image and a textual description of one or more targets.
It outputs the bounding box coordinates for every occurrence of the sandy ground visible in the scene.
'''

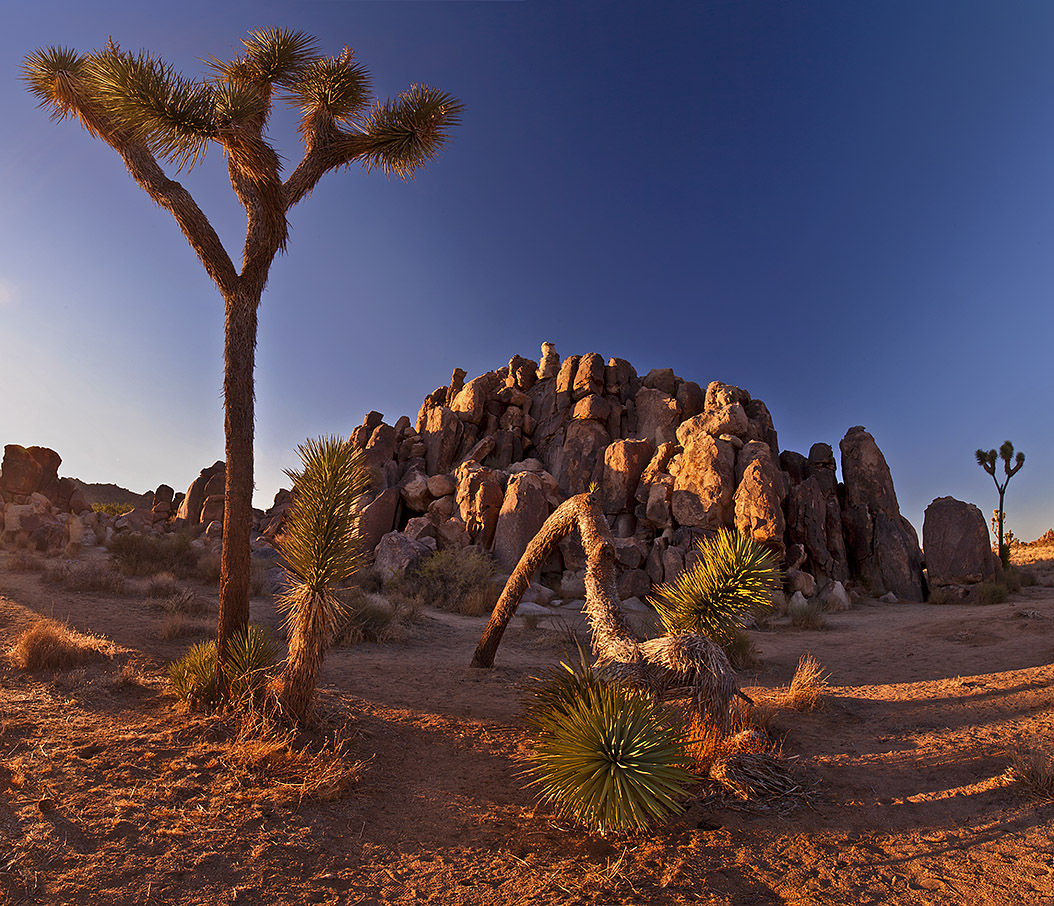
[2,544,1054,906]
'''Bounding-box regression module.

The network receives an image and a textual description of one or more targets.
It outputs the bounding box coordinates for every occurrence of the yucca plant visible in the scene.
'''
[648,529,781,645]
[271,436,370,722]
[523,656,694,834]
[169,625,278,710]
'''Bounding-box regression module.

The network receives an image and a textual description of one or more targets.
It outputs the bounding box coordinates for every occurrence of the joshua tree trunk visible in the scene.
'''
[472,492,741,726]
[217,290,259,676]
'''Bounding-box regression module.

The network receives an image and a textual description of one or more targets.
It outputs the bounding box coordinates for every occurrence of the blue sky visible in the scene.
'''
[2,0,1051,542]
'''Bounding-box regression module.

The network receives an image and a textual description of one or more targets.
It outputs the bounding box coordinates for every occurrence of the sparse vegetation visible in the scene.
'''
[168,624,278,711]
[977,580,1009,605]
[10,618,115,670]
[330,587,415,645]
[91,502,134,516]
[1006,743,1054,801]
[391,548,501,616]
[523,656,694,834]
[788,595,826,630]
[784,653,829,710]
[41,561,130,594]
[109,532,199,578]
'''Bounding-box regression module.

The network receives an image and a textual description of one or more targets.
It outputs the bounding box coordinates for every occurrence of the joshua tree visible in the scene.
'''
[271,436,370,722]
[23,31,462,676]
[976,440,1025,567]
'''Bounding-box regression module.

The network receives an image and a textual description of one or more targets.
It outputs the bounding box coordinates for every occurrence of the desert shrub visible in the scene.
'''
[784,653,828,710]
[41,561,130,594]
[788,596,826,630]
[164,588,208,615]
[146,573,179,599]
[523,655,694,834]
[647,529,781,644]
[1003,567,1025,593]
[169,625,279,711]
[330,588,415,645]
[976,580,1009,605]
[927,586,958,606]
[92,502,134,516]
[109,532,199,578]
[391,548,500,616]
[5,550,42,572]
[156,613,204,641]
[1007,744,1054,801]
[10,618,115,670]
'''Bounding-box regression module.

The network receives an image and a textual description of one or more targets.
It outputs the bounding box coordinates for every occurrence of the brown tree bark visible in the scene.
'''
[216,289,258,678]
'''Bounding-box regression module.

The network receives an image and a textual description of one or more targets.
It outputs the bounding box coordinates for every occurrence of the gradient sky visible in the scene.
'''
[2,0,1052,543]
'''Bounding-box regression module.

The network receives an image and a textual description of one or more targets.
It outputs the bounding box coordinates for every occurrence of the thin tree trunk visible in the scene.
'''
[217,287,259,681]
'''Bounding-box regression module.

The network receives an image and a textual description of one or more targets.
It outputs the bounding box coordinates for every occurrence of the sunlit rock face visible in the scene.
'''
[1,344,927,603]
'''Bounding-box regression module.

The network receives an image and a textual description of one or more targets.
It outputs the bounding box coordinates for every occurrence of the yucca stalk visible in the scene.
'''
[22,31,462,686]
[272,436,370,721]
[524,657,694,834]
[648,529,781,644]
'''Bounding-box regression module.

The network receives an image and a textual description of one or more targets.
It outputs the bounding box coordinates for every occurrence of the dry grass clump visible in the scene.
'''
[4,550,43,572]
[224,711,363,803]
[109,532,199,578]
[684,710,770,771]
[329,588,415,645]
[788,596,826,630]
[1006,745,1054,801]
[9,618,115,670]
[41,561,130,594]
[976,580,1009,605]
[156,613,208,641]
[783,653,829,710]
[196,552,267,595]
[389,548,500,616]
[162,587,208,615]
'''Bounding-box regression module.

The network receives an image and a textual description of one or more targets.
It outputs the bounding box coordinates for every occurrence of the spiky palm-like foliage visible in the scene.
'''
[272,436,370,722]
[648,529,781,644]
[23,31,462,681]
[976,441,1025,568]
[168,625,278,710]
[524,657,694,834]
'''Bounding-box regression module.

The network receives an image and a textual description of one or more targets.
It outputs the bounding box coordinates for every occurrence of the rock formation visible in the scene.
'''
[923,497,1002,587]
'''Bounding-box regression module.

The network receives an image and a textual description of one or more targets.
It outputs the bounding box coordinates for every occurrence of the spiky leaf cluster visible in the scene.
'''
[277,435,370,592]
[648,529,781,643]
[168,625,278,710]
[357,84,464,177]
[524,660,694,834]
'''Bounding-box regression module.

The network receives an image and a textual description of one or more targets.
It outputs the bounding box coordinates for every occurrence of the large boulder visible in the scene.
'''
[1,445,44,496]
[597,438,653,515]
[923,497,1002,587]
[670,421,736,530]
[840,427,924,601]
[455,461,505,548]
[732,442,786,560]
[634,388,681,446]
[373,531,436,580]
[550,419,610,497]
[359,487,400,553]
[178,461,224,527]
[422,406,463,475]
[491,471,550,571]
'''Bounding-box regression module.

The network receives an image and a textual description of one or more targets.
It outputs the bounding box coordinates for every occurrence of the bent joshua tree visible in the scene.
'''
[471,491,743,726]
[24,30,462,683]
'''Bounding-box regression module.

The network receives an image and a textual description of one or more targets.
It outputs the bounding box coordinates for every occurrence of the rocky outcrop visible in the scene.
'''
[923,497,1002,586]
[840,427,925,601]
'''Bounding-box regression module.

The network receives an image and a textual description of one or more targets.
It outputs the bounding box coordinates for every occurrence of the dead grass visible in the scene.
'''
[783,653,829,710]
[708,751,804,802]
[329,589,416,645]
[41,561,130,594]
[223,711,365,803]
[788,596,826,630]
[9,618,116,670]
[1006,743,1054,801]
[156,613,208,641]
[4,549,43,572]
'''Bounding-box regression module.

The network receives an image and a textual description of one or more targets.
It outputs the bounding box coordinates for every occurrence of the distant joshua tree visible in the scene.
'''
[975,441,1025,567]
[23,31,462,685]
